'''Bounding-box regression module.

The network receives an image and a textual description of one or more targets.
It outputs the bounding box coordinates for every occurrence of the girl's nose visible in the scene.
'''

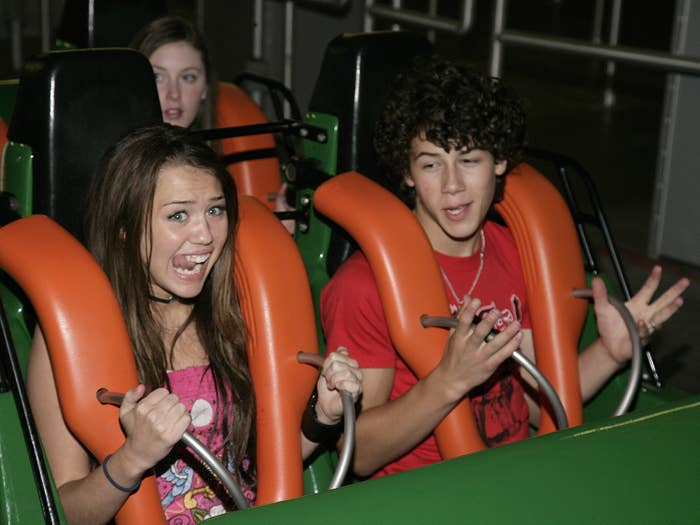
[166,79,180,101]
[191,217,213,244]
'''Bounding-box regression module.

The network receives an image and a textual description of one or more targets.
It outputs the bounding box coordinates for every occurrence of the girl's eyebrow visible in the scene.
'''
[151,65,203,73]
[162,195,225,206]
[161,199,193,207]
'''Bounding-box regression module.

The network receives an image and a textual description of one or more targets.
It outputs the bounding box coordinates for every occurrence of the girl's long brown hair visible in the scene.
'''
[85,123,255,476]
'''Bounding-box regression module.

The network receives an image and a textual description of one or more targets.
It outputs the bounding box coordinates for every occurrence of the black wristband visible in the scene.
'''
[102,454,141,493]
[301,388,343,443]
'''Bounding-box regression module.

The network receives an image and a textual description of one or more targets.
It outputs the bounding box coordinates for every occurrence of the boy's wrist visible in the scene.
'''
[301,388,343,443]
[424,367,465,407]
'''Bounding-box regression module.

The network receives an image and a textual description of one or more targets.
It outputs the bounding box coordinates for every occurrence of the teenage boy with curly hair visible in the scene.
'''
[321,56,689,479]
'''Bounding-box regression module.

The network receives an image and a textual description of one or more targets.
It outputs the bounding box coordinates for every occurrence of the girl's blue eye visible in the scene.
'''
[182,73,198,83]
[208,205,225,216]
[168,211,187,222]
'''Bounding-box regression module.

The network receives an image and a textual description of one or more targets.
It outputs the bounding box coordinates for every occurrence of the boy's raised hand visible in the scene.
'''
[593,266,689,365]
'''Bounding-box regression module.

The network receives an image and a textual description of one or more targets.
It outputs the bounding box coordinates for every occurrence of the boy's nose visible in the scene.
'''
[442,164,464,193]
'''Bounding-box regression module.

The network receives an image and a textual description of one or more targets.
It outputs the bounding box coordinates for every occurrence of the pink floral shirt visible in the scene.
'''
[156,366,255,523]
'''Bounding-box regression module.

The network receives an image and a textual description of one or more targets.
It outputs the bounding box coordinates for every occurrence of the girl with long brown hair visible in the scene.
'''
[27,124,361,524]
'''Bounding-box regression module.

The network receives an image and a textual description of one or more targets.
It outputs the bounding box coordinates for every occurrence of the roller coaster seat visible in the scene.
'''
[303,31,433,278]
[4,49,286,229]
[216,81,282,211]
[0,194,319,523]
[314,164,588,458]
[5,48,162,240]
[303,30,588,452]
[0,46,324,521]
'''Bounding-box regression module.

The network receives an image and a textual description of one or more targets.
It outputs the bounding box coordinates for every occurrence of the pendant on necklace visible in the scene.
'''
[439,229,486,306]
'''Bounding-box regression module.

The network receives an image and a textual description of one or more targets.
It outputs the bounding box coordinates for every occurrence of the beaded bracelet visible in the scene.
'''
[301,388,343,443]
[102,454,141,493]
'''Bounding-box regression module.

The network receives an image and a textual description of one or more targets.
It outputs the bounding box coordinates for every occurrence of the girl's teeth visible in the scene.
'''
[187,254,210,264]
[172,253,211,272]
[174,265,204,276]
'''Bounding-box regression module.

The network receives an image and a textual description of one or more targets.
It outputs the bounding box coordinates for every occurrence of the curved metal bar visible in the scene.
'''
[510,350,569,430]
[179,432,250,510]
[572,289,642,416]
[419,315,569,430]
[96,389,250,510]
[296,352,355,490]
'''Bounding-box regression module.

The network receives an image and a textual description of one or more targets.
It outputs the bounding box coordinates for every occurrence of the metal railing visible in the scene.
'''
[364,0,475,34]
[490,0,700,79]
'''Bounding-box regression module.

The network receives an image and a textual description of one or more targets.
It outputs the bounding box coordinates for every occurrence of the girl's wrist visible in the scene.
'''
[102,448,146,493]
[102,454,141,493]
[115,442,151,481]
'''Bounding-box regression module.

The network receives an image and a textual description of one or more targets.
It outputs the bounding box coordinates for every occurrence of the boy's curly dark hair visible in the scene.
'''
[374,55,526,206]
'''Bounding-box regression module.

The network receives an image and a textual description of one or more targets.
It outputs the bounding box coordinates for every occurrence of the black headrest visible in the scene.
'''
[308,31,432,276]
[7,48,162,240]
[308,30,433,189]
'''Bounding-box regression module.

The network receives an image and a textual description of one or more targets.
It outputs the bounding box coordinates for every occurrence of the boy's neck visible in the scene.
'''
[420,216,484,257]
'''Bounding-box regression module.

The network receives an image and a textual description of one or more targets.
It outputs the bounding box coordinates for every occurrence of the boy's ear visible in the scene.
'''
[403,172,415,188]
[495,160,507,176]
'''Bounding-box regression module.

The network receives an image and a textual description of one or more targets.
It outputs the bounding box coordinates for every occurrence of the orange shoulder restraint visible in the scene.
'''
[494,163,586,433]
[0,215,165,525]
[216,82,282,210]
[234,195,318,504]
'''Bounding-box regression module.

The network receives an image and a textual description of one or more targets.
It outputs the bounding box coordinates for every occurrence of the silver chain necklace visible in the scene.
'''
[439,229,486,306]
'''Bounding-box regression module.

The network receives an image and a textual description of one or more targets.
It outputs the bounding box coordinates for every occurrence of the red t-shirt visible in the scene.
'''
[321,220,531,478]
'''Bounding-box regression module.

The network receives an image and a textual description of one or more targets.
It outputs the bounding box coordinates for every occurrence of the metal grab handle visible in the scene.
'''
[421,285,643,426]
[297,352,356,490]
[419,316,569,431]
[96,389,250,510]
[572,289,642,416]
